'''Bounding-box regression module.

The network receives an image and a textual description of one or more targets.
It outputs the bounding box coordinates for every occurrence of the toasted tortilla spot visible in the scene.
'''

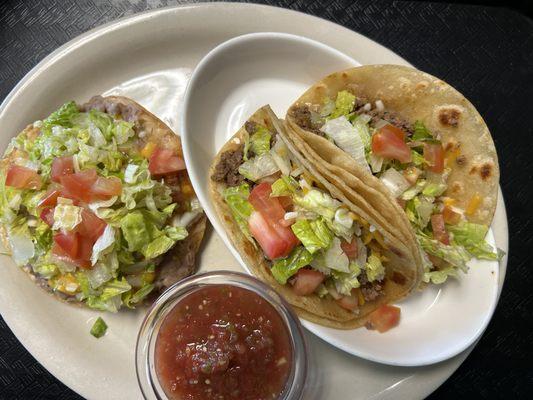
[480,162,493,180]
[456,155,467,167]
[450,181,464,195]
[438,105,462,127]
[469,166,478,175]
[416,81,429,90]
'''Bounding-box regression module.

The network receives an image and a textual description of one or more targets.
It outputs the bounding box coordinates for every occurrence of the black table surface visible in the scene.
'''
[1,0,532,399]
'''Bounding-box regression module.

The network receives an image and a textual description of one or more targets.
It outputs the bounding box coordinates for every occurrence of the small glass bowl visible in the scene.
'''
[136,271,308,400]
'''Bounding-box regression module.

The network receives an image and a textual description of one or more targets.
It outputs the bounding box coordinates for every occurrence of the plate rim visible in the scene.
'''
[0,2,509,399]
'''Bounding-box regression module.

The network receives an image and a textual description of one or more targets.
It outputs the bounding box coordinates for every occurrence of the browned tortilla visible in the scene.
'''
[0,95,206,306]
[286,65,499,227]
[209,106,423,329]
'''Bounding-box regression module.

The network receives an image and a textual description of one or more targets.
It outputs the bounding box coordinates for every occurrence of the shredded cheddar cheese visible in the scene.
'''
[465,193,482,216]
[141,142,156,158]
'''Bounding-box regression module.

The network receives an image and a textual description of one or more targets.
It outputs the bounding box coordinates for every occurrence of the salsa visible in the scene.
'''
[155,285,293,400]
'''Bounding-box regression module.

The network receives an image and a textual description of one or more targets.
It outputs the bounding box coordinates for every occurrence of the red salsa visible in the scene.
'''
[155,285,293,400]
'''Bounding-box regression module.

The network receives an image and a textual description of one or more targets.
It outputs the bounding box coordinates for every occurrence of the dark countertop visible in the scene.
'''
[0,0,532,399]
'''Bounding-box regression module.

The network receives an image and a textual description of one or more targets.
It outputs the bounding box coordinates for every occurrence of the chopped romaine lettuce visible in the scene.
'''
[52,204,82,231]
[91,225,116,266]
[238,154,279,182]
[321,116,370,171]
[424,267,459,284]
[291,218,333,254]
[293,189,340,220]
[250,126,271,156]
[120,211,149,252]
[42,101,79,131]
[365,252,385,282]
[270,137,292,176]
[417,232,470,271]
[448,222,498,260]
[271,246,313,285]
[90,317,108,338]
[332,262,362,296]
[271,175,298,197]
[330,91,355,119]
[422,183,447,197]
[310,237,350,273]
[380,168,410,198]
[412,121,434,141]
[222,184,255,244]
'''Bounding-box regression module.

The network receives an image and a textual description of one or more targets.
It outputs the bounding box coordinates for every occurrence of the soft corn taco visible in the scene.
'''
[285,65,500,284]
[0,96,205,311]
[209,105,423,330]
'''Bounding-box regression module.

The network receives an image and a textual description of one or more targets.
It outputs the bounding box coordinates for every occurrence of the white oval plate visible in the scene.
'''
[182,32,501,366]
[0,3,508,400]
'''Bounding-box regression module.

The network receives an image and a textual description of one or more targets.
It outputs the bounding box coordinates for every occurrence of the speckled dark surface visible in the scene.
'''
[0,0,532,399]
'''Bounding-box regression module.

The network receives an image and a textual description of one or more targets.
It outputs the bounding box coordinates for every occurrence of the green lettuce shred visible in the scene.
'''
[291,218,333,254]
[271,246,313,285]
[222,184,255,244]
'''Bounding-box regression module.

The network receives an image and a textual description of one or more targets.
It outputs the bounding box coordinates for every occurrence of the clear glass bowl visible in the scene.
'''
[136,271,309,400]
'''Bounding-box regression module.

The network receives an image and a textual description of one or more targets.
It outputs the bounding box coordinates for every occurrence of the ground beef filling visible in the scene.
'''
[289,105,324,136]
[211,146,245,187]
[359,271,385,302]
[292,96,414,137]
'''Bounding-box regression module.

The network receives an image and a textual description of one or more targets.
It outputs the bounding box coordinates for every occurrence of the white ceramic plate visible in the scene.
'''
[182,32,501,366]
[0,3,508,400]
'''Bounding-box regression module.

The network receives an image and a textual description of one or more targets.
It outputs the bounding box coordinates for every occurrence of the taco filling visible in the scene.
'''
[289,89,500,284]
[0,99,202,311]
[212,120,401,314]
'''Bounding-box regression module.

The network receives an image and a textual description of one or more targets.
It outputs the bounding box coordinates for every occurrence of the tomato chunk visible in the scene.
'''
[367,305,401,333]
[371,127,412,163]
[40,207,55,227]
[90,176,122,198]
[336,295,358,311]
[379,124,406,141]
[249,211,292,260]
[423,143,444,173]
[38,189,61,208]
[5,165,42,189]
[290,269,324,296]
[76,209,106,242]
[60,169,98,202]
[51,156,75,183]
[249,182,286,222]
[431,214,450,245]
[340,238,358,260]
[53,232,79,259]
[149,147,186,176]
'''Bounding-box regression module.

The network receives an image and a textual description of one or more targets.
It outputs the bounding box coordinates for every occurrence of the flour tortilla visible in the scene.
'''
[209,105,422,329]
[0,95,206,306]
[286,65,499,227]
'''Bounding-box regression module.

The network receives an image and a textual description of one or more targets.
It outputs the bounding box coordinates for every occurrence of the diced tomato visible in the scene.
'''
[336,295,358,311]
[60,169,98,202]
[423,143,444,173]
[51,156,74,183]
[53,232,79,259]
[90,176,122,198]
[40,207,55,227]
[38,189,61,208]
[249,183,286,222]
[249,211,292,260]
[76,237,94,268]
[379,124,406,141]
[442,205,462,225]
[371,127,412,163]
[148,147,186,176]
[76,209,106,242]
[431,214,450,245]
[367,305,401,333]
[5,165,42,189]
[290,269,325,296]
[340,238,358,260]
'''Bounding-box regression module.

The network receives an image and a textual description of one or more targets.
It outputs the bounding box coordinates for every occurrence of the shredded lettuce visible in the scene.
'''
[90,317,108,338]
[238,154,279,182]
[52,204,82,231]
[291,218,333,254]
[250,126,271,156]
[365,252,385,282]
[293,189,340,220]
[422,183,447,197]
[330,91,355,119]
[417,232,470,271]
[321,116,370,171]
[271,246,313,285]
[332,262,361,296]
[91,225,116,266]
[424,267,459,284]
[412,121,434,141]
[222,184,255,244]
[311,237,350,273]
[270,137,292,176]
[448,222,498,260]
[271,175,298,197]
